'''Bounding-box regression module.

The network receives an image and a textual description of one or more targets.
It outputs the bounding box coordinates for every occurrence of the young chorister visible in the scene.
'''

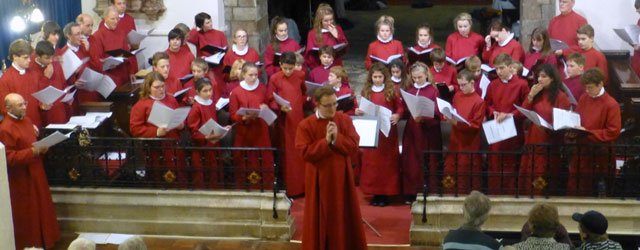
[557,24,608,83]
[32,41,68,125]
[564,53,586,105]
[567,68,621,196]
[304,3,348,69]
[265,16,302,78]
[224,59,246,98]
[223,28,260,72]
[407,23,440,66]
[186,78,230,189]
[364,15,405,69]
[310,45,338,83]
[445,12,485,66]
[464,56,484,97]
[518,64,570,196]
[151,52,181,96]
[430,48,459,93]
[328,66,355,114]
[523,28,557,79]
[184,58,219,105]
[188,12,228,86]
[228,62,274,189]
[268,52,306,197]
[165,28,195,81]
[484,53,530,195]
[482,20,524,66]
[389,59,409,89]
[401,62,442,203]
[442,70,486,194]
[355,63,403,206]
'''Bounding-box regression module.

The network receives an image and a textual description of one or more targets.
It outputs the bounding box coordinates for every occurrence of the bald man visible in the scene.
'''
[88,6,135,89]
[0,93,60,249]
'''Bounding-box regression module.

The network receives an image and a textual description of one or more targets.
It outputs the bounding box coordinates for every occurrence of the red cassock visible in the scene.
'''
[548,11,588,48]
[295,112,367,250]
[183,75,221,105]
[401,84,442,195]
[60,43,97,107]
[567,91,621,196]
[304,26,349,69]
[187,98,221,189]
[0,67,46,128]
[224,79,240,98]
[482,38,525,66]
[264,38,302,78]
[0,115,60,249]
[484,76,529,195]
[442,91,486,194]
[100,13,138,70]
[164,75,181,97]
[364,39,405,70]
[524,51,558,72]
[229,83,274,190]
[563,75,584,108]
[129,96,187,186]
[445,31,485,63]
[336,85,356,115]
[29,58,70,125]
[307,65,331,84]
[359,90,403,196]
[632,20,640,77]
[222,46,260,80]
[188,28,228,86]
[431,63,459,92]
[519,90,570,196]
[268,70,306,196]
[89,24,132,87]
[166,45,195,81]
[563,47,609,83]
[407,43,440,66]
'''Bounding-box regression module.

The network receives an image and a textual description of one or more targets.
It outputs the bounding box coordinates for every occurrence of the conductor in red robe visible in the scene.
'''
[295,86,367,250]
[548,0,587,48]
[0,93,60,249]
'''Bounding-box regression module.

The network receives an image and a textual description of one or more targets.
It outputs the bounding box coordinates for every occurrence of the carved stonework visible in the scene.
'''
[93,0,166,21]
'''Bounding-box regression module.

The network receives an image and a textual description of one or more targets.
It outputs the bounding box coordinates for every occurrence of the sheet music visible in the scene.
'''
[482,116,517,145]
[215,98,229,110]
[408,47,434,55]
[198,118,230,138]
[369,54,402,64]
[94,75,117,98]
[33,131,70,148]
[436,98,470,125]
[446,56,469,65]
[357,97,392,137]
[560,82,577,105]
[76,233,135,245]
[61,48,84,80]
[101,56,125,71]
[479,74,491,99]
[173,87,191,98]
[550,39,569,51]
[480,64,494,73]
[400,89,435,119]
[147,102,191,130]
[272,92,291,108]
[552,108,582,130]
[351,117,379,147]
[305,81,324,96]
[258,106,278,126]
[32,85,65,105]
[514,104,552,129]
[358,97,378,116]
[236,107,261,116]
[613,25,640,45]
[127,28,155,45]
[204,52,226,65]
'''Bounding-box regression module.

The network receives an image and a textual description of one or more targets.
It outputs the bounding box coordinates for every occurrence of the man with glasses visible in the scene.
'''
[295,86,367,250]
[0,93,60,249]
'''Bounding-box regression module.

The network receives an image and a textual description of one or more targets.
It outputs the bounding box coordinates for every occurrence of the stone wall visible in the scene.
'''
[224,0,269,53]
[520,0,556,50]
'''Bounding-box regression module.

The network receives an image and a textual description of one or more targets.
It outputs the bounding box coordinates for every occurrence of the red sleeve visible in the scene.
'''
[485,82,497,116]
[267,75,280,111]
[187,28,200,47]
[596,53,609,83]
[295,119,334,163]
[88,33,106,73]
[481,45,494,64]
[229,90,243,123]
[364,43,374,70]
[129,100,158,137]
[330,114,360,156]
[513,43,525,63]
[455,100,486,132]
[0,130,39,166]
[264,44,277,77]
[587,100,621,143]
[445,34,455,59]
[187,105,206,142]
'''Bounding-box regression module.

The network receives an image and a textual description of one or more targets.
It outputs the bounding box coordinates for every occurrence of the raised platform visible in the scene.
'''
[410,195,640,246]
[51,187,292,241]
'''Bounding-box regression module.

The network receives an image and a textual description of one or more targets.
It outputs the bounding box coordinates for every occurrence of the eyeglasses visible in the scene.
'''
[318,102,338,108]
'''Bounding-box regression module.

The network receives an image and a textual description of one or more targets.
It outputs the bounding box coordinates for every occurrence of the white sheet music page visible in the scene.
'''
[482,116,517,145]
[32,85,65,105]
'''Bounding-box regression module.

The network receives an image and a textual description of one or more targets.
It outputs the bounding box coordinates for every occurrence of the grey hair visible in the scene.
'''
[118,236,147,250]
[462,190,491,228]
[68,238,96,250]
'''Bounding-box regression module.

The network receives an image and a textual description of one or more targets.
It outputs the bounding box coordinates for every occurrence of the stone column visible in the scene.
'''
[520,0,556,50]
[0,144,16,250]
[224,0,270,53]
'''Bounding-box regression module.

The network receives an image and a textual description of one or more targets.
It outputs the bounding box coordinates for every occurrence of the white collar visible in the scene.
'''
[434,66,443,73]
[12,64,26,75]
[498,32,515,47]
[391,75,402,83]
[104,22,114,31]
[119,13,125,18]
[7,112,22,120]
[593,87,605,98]
[150,95,165,101]
[377,35,393,44]
[333,85,340,92]
[321,28,330,33]
[240,80,259,91]
[501,74,513,83]
[417,40,431,48]
[323,63,332,69]
[315,110,329,119]
[67,42,80,52]
[232,44,248,56]
[35,58,46,68]
[276,35,288,42]
[532,46,541,52]
[194,95,213,105]
[371,84,385,92]
[414,81,430,89]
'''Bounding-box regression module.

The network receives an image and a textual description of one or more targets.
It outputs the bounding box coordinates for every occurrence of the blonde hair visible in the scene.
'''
[313,3,335,47]
[375,15,395,34]
[409,62,433,89]
[229,59,246,81]
[465,56,482,72]
[453,12,473,29]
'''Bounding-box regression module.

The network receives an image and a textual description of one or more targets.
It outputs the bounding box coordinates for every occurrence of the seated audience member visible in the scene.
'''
[118,236,147,250]
[67,238,96,250]
[572,210,623,250]
[442,191,502,250]
[513,203,570,249]
[521,221,573,248]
